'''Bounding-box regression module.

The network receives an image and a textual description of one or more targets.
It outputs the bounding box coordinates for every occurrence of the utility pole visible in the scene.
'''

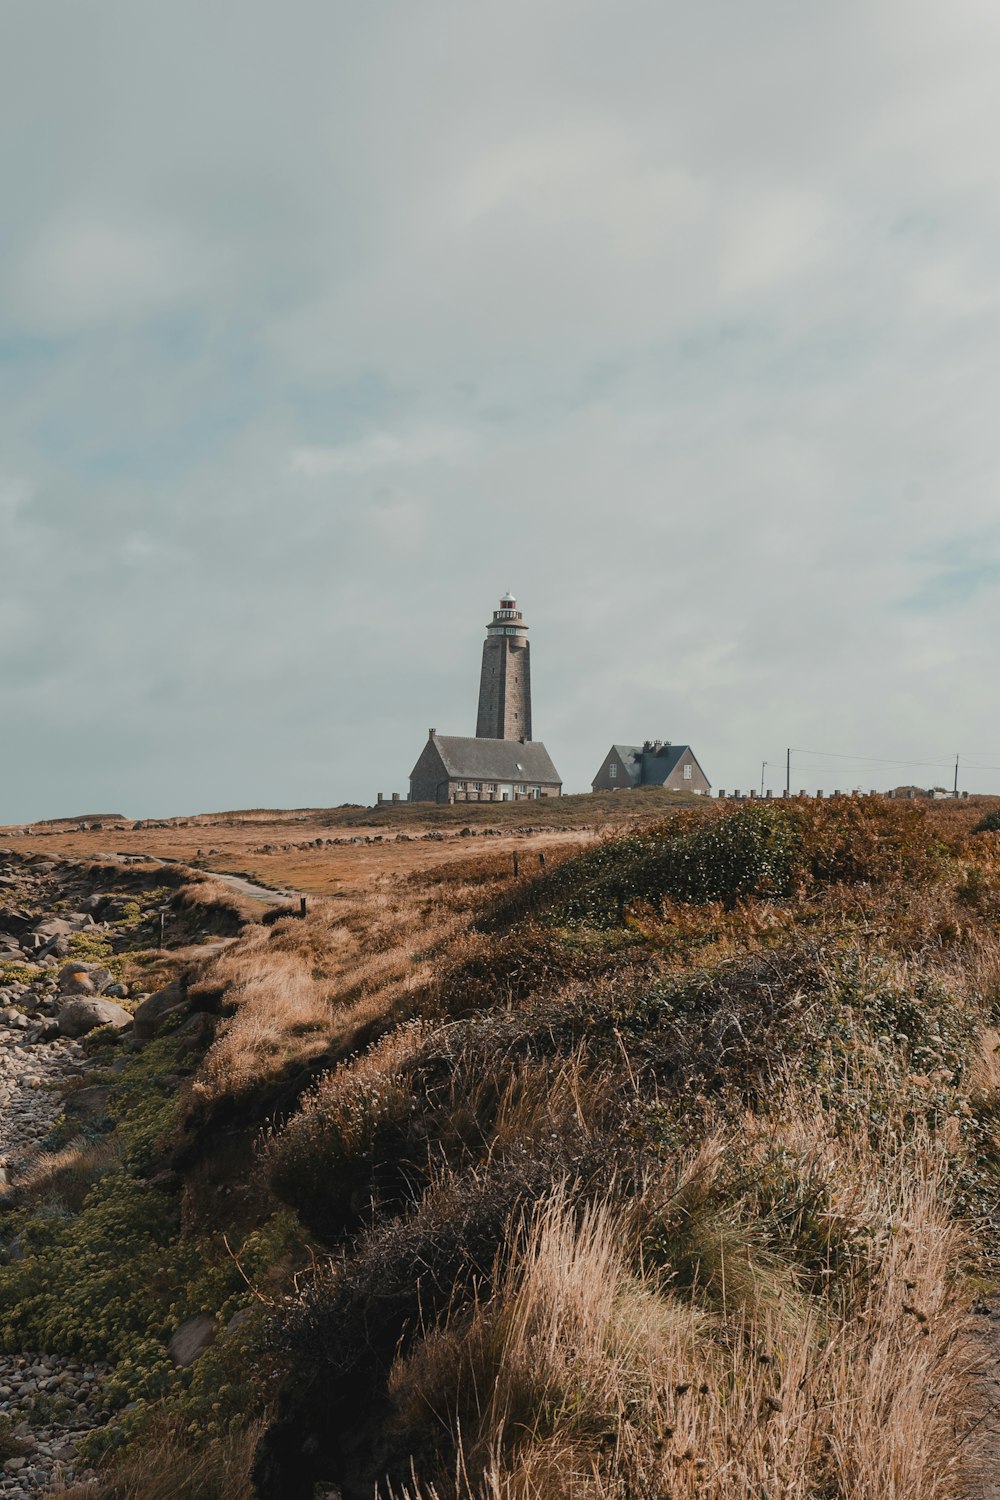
[760,761,767,797]
[785,748,791,797]
[954,753,960,797]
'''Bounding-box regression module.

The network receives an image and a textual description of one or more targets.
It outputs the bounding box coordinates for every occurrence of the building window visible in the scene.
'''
[516,783,526,793]
[609,763,617,780]
[473,782,482,791]
[457,782,466,790]
[489,783,497,792]
[683,764,692,780]
[533,786,542,797]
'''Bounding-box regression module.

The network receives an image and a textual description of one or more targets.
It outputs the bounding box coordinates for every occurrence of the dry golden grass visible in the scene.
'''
[194,932,332,1101]
[12,1135,123,1213]
[25,806,598,897]
[388,1118,980,1500]
[47,1417,264,1500]
[190,867,491,1105]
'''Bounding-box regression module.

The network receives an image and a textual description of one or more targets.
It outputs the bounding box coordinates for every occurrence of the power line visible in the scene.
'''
[789,748,955,768]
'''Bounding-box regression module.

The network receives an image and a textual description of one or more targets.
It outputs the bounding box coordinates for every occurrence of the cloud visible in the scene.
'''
[289,427,474,477]
[3,1,1000,819]
[8,217,217,333]
[0,477,31,519]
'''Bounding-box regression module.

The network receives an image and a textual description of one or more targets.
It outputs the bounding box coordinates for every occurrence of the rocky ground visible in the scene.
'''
[0,1011,110,1496]
[0,850,159,1497]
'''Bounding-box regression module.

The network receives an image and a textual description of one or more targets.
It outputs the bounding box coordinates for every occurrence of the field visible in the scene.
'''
[1,789,706,897]
[3,791,1000,1499]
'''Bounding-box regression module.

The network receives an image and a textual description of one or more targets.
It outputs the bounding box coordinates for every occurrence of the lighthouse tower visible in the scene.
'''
[476,592,532,740]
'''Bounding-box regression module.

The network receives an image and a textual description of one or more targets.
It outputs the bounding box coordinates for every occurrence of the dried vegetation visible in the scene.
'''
[29,797,1000,1497]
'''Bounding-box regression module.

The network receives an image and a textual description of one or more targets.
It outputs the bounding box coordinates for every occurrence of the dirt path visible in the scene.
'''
[199,868,299,904]
[123,852,302,906]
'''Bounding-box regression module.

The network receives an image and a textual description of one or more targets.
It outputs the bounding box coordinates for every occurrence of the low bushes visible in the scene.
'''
[383,1141,975,1500]
[514,797,945,928]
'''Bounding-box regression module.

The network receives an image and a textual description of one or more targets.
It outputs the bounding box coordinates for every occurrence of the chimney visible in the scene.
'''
[429,727,437,737]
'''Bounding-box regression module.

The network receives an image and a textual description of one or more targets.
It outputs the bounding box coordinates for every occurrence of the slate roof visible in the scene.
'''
[640,744,690,785]
[610,745,645,787]
[431,735,562,784]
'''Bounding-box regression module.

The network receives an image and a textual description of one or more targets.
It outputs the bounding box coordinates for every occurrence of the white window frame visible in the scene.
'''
[683,764,692,780]
[609,762,617,780]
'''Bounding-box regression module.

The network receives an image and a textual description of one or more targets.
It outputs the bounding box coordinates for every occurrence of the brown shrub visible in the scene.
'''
[386,1129,980,1500]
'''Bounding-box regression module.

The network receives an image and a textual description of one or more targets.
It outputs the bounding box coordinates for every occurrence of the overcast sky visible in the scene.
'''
[3,0,1000,821]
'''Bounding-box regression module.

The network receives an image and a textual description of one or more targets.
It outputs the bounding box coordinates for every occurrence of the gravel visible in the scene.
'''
[0,862,117,1496]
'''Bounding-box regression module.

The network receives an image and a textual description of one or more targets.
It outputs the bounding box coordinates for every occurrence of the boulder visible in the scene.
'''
[225,1306,255,1339]
[64,1085,111,1121]
[168,1314,216,1366]
[38,934,72,961]
[57,997,131,1038]
[31,918,75,941]
[132,980,188,1040]
[176,1010,216,1054]
[57,962,113,996]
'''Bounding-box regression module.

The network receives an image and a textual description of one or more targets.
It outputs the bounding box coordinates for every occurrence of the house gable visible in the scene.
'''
[646,745,711,792]
[592,744,642,792]
[408,734,449,804]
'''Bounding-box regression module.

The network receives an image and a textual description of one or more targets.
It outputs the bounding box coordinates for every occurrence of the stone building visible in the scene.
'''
[406,594,562,804]
[409,731,562,803]
[591,741,711,794]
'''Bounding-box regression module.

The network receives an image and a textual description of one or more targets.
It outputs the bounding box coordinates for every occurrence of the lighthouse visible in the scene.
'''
[476,592,531,740]
[404,591,562,803]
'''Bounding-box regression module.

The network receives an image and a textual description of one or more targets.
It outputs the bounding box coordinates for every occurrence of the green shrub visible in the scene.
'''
[536,805,796,928]
[530,799,944,929]
[0,1414,27,1462]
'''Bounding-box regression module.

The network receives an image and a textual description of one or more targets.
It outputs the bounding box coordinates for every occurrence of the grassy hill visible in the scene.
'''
[4,795,1000,1498]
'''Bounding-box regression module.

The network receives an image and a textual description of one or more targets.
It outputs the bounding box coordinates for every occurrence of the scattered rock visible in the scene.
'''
[63,1085,111,1122]
[56,997,131,1039]
[132,980,187,1040]
[168,1314,216,1366]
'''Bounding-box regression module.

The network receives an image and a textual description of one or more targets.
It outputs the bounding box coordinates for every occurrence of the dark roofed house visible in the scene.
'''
[592,740,711,795]
[410,731,562,804]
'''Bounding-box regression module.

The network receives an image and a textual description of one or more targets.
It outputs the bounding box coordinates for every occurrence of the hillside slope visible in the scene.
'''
[3,797,1000,1499]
